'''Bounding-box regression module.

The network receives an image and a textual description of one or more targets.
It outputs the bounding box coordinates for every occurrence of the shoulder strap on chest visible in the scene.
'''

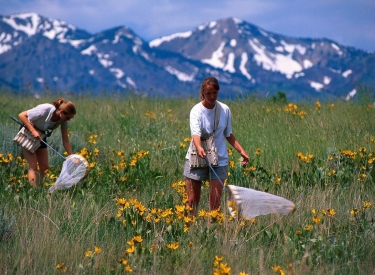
[214,103,221,132]
[44,107,61,137]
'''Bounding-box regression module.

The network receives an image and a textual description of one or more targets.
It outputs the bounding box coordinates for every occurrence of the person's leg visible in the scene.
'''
[35,148,49,185]
[209,179,224,211]
[22,149,39,187]
[185,178,202,216]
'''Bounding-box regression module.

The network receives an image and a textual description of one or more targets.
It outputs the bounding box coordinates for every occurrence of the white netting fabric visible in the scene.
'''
[48,154,90,193]
[227,185,296,219]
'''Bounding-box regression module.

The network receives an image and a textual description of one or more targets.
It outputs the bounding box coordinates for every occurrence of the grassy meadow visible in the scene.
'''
[0,90,375,274]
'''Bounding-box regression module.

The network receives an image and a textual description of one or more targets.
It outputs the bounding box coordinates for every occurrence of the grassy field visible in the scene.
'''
[0,90,375,274]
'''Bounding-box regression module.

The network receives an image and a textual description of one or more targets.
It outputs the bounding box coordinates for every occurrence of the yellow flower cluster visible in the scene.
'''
[327,169,336,177]
[243,166,256,175]
[85,245,102,258]
[0,153,13,163]
[273,264,293,275]
[321,208,336,217]
[167,242,179,250]
[315,101,321,110]
[129,150,149,167]
[145,111,156,119]
[272,265,285,275]
[350,201,373,217]
[296,152,314,163]
[284,103,307,118]
[87,134,98,144]
[115,196,196,228]
[55,262,67,273]
[198,208,225,224]
[274,174,281,185]
[340,150,356,160]
[213,256,231,275]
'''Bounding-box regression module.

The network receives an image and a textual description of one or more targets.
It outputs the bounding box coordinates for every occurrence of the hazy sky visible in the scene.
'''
[2,0,375,52]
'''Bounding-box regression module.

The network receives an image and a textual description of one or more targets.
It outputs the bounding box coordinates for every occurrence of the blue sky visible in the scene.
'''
[2,0,375,52]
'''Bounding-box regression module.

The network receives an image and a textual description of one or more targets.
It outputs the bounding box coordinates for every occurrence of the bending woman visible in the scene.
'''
[18,98,76,187]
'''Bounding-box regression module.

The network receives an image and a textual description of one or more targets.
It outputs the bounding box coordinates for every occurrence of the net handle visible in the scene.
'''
[11,115,66,160]
[204,156,226,190]
[40,139,66,160]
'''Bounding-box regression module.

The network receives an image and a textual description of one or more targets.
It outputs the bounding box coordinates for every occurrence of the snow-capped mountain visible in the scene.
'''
[150,17,375,100]
[1,13,374,101]
[0,13,238,97]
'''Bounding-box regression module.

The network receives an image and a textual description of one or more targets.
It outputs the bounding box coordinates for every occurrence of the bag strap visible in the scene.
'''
[44,107,62,137]
[213,102,221,132]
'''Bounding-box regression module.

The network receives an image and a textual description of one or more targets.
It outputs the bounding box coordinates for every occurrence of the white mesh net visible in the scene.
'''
[227,185,295,219]
[48,154,90,193]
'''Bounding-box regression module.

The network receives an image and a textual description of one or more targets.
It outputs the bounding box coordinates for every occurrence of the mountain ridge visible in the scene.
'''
[1,13,374,101]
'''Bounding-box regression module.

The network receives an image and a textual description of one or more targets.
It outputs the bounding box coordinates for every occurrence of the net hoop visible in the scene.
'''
[48,154,90,193]
[67,154,90,179]
[227,184,296,219]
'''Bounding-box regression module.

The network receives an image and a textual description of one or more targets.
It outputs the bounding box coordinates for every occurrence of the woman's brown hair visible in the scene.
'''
[200,76,220,100]
[53,98,76,115]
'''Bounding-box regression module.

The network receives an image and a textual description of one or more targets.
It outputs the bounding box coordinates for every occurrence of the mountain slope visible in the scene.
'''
[1,13,374,101]
[0,13,238,96]
[150,17,375,99]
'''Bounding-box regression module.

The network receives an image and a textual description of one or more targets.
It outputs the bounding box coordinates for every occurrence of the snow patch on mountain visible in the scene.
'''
[346,89,356,100]
[69,39,85,47]
[126,77,136,87]
[331,43,343,55]
[81,45,97,55]
[165,66,194,82]
[239,52,252,80]
[3,13,40,36]
[149,30,192,47]
[342,69,352,78]
[303,60,313,69]
[324,76,331,85]
[223,53,236,73]
[202,42,226,68]
[0,44,11,54]
[110,68,125,79]
[249,39,302,78]
[294,72,305,78]
[310,81,323,91]
[97,53,113,67]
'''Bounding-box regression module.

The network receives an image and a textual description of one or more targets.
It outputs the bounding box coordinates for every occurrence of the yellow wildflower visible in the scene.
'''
[85,250,92,257]
[126,245,135,254]
[125,265,133,273]
[167,242,179,250]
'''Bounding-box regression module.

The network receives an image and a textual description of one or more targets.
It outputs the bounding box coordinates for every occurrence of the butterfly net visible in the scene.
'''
[227,185,296,219]
[48,154,90,193]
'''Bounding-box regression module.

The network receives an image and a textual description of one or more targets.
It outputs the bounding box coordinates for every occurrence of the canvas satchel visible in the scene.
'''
[13,126,46,153]
[189,103,221,169]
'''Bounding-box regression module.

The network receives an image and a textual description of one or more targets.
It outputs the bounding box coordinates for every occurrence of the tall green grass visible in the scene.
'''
[1,91,374,274]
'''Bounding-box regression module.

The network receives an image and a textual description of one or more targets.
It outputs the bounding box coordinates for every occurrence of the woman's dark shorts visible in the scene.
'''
[39,137,47,149]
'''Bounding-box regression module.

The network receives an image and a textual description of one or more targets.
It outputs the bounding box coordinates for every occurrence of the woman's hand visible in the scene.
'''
[197,146,206,159]
[239,150,250,165]
[192,135,206,158]
[31,129,42,139]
